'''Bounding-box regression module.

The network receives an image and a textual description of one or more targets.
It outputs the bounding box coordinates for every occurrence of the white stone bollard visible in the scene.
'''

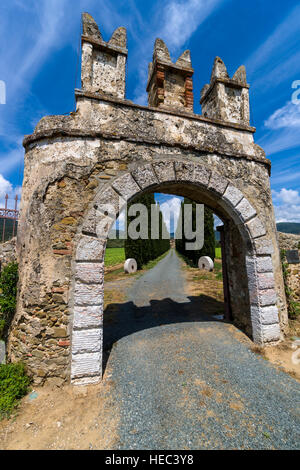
[124,258,138,274]
[198,256,214,272]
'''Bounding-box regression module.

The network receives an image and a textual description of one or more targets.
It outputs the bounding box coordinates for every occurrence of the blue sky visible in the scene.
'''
[0,0,299,227]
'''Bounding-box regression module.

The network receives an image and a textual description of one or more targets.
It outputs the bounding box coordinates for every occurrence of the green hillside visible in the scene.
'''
[276,222,300,235]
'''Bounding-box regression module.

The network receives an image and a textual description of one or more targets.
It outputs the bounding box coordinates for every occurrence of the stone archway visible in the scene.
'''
[71,160,281,385]
[8,14,288,386]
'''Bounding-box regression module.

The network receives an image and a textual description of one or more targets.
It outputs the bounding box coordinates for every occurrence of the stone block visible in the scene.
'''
[254,239,274,255]
[131,164,158,189]
[72,375,101,386]
[260,306,279,325]
[74,282,103,305]
[235,198,257,222]
[174,161,194,181]
[262,323,281,342]
[193,164,210,187]
[259,289,277,306]
[73,306,103,329]
[76,236,105,261]
[153,161,175,183]
[72,328,102,354]
[257,272,275,290]
[75,262,104,283]
[111,173,140,200]
[71,352,102,378]
[246,217,266,239]
[223,184,244,208]
[94,186,124,216]
[256,256,273,273]
[208,173,228,195]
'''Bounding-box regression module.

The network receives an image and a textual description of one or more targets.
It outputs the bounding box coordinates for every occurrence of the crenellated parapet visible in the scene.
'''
[81,13,127,98]
[79,14,252,125]
[200,57,250,125]
[146,39,194,112]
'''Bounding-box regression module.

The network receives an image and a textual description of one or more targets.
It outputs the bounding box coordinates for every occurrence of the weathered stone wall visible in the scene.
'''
[7,13,288,386]
[277,232,300,251]
[277,231,300,308]
[0,237,17,268]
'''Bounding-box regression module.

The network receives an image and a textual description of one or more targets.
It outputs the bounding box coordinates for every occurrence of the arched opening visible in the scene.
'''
[71,160,281,385]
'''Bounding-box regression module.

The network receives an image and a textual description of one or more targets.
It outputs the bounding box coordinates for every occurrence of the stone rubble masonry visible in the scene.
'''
[0,237,17,267]
[8,13,288,385]
[201,57,250,125]
[277,232,300,306]
[147,39,194,112]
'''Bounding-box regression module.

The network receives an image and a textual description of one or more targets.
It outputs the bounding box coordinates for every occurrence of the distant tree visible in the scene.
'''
[125,193,169,269]
[175,198,215,265]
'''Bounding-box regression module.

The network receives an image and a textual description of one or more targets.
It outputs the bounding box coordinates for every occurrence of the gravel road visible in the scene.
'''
[104,249,300,450]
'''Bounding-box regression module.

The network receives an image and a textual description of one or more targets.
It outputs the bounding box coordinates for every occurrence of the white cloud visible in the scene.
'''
[259,101,300,154]
[133,0,223,103]
[0,174,12,199]
[272,188,300,223]
[0,173,21,208]
[246,5,300,90]
[157,0,222,51]
[160,197,182,232]
[265,101,300,130]
[272,188,300,205]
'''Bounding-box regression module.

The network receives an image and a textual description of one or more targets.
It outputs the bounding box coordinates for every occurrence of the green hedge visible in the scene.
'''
[125,193,170,269]
[0,262,18,340]
[0,363,30,418]
[175,199,215,266]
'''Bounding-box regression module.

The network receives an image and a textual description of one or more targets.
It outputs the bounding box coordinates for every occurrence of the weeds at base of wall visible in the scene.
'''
[280,250,300,319]
[0,363,31,419]
[0,262,18,340]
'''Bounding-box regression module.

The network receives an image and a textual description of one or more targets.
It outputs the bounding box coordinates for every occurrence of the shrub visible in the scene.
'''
[0,363,30,418]
[0,262,18,339]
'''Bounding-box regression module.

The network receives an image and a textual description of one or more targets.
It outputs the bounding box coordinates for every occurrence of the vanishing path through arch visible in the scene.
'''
[104,250,300,450]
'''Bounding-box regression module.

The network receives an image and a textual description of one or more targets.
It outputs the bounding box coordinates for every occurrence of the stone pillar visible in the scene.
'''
[147,39,194,112]
[200,57,250,125]
[81,13,127,99]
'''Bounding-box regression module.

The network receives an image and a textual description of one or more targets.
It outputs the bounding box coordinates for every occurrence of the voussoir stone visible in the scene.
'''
[111,173,141,200]
[131,164,159,189]
[153,161,176,182]
[174,161,195,181]
[223,184,244,208]
[208,173,229,195]
[76,236,105,261]
[235,198,257,222]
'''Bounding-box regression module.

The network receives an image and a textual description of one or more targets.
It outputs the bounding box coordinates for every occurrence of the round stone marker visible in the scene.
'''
[198,256,214,272]
[124,258,137,274]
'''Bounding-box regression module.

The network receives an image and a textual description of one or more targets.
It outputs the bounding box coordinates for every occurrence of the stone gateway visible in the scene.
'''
[8,14,288,386]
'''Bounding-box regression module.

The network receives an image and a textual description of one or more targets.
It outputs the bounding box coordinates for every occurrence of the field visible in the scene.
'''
[104,247,125,267]
[105,246,222,267]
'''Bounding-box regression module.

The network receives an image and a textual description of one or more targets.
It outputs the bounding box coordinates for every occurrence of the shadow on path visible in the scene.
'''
[103,294,225,373]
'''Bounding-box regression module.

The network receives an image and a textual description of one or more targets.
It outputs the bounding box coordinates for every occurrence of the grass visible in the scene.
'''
[104,247,125,267]
[105,246,221,267]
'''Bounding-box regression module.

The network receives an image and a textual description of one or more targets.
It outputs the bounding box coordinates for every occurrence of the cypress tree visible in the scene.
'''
[175,198,215,265]
[125,193,170,269]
